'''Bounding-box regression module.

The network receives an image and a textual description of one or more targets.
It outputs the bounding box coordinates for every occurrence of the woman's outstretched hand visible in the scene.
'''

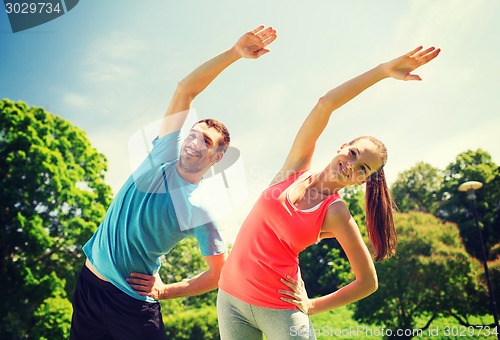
[279,269,313,315]
[382,46,441,81]
[233,25,277,59]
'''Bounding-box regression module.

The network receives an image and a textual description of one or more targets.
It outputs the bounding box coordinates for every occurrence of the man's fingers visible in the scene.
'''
[126,278,153,287]
[262,34,277,47]
[249,25,265,34]
[129,283,148,292]
[129,272,153,279]
[256,27,275,40]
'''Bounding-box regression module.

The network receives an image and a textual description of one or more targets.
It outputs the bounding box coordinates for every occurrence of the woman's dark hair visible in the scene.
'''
[194,118,230,153]
[349,136,397,262]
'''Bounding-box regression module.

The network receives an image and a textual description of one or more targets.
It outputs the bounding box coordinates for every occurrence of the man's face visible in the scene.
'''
[178,123,223,174]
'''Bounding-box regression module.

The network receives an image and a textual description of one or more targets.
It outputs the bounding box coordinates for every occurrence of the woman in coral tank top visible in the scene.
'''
[217,44,440,339]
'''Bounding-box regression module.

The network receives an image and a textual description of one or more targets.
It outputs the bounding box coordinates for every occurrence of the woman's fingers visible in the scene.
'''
[405,46,423,57]
[278,289,297,297]
[408,46,441,65]
[411,46,435,58]
[280,277,298,290]
[418,48,441,65]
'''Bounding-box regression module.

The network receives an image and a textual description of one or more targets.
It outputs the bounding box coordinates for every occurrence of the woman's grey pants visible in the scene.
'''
[217,289,316,340]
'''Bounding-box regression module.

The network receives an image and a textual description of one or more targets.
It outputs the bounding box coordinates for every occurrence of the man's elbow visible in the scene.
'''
[207,255,227,289]
[210,267,222,288]
[176,80,197,102]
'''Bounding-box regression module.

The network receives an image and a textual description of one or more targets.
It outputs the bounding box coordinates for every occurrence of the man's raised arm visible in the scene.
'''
[159,25,277,138]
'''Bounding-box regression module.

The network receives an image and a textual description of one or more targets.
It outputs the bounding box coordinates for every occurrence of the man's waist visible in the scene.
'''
[85,259,110,282]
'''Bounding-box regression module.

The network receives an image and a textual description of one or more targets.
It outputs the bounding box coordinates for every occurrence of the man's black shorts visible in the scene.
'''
[70,264,167,340]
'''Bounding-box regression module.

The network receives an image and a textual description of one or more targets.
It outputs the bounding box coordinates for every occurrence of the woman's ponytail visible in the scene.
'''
[365,168,397,261]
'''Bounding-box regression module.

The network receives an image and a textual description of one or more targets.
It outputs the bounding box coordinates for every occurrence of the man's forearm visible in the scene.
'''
[159,269,219,299]
[177,47,241,101]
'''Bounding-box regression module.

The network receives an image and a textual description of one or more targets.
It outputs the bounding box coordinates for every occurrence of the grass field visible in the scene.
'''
[308,306,497,339]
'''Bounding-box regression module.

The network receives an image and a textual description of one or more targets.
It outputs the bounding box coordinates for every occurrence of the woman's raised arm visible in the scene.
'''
[271,46,440,184]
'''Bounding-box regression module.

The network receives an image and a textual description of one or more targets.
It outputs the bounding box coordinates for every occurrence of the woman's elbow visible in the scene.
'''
[366,273,378,295]
[370,277,378,294]
[358,272,378,297]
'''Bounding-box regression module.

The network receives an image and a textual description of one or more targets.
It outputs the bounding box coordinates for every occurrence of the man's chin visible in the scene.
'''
[178,160,204,174]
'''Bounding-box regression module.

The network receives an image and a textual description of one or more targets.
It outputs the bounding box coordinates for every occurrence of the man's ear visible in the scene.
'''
[212,150,224,164]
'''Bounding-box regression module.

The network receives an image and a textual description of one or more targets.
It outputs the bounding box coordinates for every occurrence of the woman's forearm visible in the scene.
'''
[308,277,378,315]
[317,63,388,114]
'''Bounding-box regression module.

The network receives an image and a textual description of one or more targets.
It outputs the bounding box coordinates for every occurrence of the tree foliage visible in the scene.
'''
[391,162,443,214]
[390,150,500,261]
[0,99,112,338]
[352,212,486,337]
[159,237,219,311]
[437,149,500,260]
[163,306,219,340]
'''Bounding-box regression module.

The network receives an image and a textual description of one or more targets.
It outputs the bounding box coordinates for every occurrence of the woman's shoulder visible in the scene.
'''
[322,199,353,233]
[326,199,350,219]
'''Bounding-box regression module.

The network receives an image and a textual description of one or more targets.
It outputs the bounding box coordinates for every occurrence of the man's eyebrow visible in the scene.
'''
[203,133,214,145]
[356,147,372,172]
[191,128,214,145]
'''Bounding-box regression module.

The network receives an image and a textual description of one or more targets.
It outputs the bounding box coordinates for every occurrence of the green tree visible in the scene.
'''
[163,306,219,340]
[391,162,443,214]
[31,275,73,340]
[352,212,486,338]
[158,238,229,338]
[0,99,112,338]
[159,237,220,312]
[437,149,500,260]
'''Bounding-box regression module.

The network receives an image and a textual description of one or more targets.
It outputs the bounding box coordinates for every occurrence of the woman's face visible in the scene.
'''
[327,138,384,186]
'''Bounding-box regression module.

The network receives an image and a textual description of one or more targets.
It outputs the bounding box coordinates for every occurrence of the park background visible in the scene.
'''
[1,1,499,339]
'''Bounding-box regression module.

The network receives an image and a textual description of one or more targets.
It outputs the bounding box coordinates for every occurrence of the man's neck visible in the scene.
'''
[175,162,204,184]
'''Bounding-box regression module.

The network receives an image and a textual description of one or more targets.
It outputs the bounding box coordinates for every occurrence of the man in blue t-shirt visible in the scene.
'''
[70,26,277,340]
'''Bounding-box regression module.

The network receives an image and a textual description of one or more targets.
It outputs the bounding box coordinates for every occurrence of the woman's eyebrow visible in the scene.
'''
[356,147,372,172]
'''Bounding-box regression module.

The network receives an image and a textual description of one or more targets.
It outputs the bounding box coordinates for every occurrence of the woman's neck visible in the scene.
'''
[309,171,343,196]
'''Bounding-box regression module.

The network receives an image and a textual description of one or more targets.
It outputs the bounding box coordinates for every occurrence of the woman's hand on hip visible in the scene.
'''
[279,270,313,315]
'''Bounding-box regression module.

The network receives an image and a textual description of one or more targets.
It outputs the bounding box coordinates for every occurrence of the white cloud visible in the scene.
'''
[83,31,149,86]
[63,92,90,108]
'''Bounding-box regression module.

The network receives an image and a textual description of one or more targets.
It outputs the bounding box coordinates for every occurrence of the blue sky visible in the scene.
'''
[2,1,499,242]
